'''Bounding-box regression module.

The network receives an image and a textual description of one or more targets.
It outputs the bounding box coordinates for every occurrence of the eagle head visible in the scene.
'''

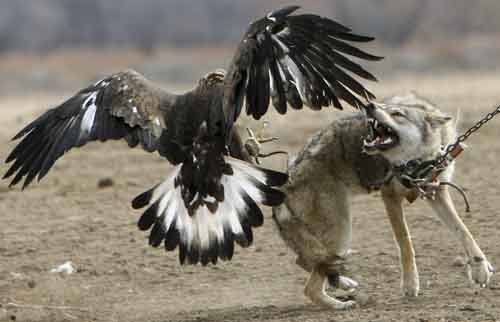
[199,69,226,88]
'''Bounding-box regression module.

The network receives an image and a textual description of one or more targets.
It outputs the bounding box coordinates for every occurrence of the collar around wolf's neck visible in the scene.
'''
[388,144,448,189]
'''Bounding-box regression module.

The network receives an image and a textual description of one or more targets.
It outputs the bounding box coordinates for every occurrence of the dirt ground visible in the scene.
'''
[1,72,500,322]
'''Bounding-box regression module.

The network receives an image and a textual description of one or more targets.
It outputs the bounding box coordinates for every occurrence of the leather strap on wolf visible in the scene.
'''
[3,6,381,265]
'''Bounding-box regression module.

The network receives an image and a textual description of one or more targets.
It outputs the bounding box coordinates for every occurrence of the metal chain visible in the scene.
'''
[434,104,500,167]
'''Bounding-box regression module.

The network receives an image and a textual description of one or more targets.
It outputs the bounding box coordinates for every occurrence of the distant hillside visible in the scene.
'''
[0,0,499,53]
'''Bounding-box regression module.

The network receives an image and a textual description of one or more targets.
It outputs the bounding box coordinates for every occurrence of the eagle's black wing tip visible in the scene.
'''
[12,133,23,141]
[367,74,379,82]
[259,167,288,187]
[268,5,301,19]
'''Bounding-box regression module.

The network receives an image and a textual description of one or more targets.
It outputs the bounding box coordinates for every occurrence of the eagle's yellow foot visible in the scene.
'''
[244,123,287,164]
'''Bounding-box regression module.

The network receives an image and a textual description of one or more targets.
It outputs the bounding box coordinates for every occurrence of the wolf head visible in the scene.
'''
[362,93,455,166]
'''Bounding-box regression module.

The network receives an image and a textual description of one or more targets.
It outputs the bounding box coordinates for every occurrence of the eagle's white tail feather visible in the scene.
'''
[229,158,267,183]
[163,191,178,235]
[195,206,210,252]
[220,177,245,234]
[132,158,286,265]
[149,166,180,205]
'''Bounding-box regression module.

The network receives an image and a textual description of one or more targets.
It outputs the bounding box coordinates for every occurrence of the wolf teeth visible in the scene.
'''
[382,137,393,144]
[363,139,375,147]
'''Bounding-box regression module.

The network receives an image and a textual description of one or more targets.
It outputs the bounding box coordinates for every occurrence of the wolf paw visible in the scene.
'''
[336,300,356,310]
[305,286,356,310]
[467,257,495,287]
[401,274,420,298]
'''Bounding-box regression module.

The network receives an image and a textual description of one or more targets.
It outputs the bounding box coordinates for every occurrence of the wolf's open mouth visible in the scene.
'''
[363,118,399,151]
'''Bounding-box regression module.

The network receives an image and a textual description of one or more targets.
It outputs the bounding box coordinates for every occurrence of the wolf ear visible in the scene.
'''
[425,113,453,128]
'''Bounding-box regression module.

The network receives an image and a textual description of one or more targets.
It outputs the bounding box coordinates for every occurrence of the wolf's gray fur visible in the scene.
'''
[273,92,494,310]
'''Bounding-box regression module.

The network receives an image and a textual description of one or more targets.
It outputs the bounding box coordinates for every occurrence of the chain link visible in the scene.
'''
[434,104,500,167]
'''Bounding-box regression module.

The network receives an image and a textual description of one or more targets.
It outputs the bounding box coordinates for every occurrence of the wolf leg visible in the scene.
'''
[426,185,494,287]
[296,256,313,272]
[382,185,419,297]
[296,255,359,292]
[304,264,356,310]
[273,204,332,264]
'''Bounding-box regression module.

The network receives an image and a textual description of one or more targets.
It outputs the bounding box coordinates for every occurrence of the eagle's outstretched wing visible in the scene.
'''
[3,69,287,266]
[4,70,171,188]
[223,5,382,133]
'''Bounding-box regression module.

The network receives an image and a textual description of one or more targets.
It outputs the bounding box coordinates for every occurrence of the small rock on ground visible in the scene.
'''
[453,256,467,267]
[97,177,114,188]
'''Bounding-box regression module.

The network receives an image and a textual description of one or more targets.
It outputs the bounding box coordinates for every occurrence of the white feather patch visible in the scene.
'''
[282,56,307,102]
[94,78,110,87]
[222,176,246,215]
[276,27,291,37]
[228,158,267,184]
[195,207,211,250]
[163,191,178,232]
[79,91,98,140]
[266,12,277,22]
[227,170,263,205]
[150,166,181,204]
[204,195,216,203]
[157,190,173,218]
[269,70,275,93]
[144,159,268,256]
[271,34,289,54]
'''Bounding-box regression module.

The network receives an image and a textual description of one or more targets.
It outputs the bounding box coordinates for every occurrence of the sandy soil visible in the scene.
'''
[1,72,500,322]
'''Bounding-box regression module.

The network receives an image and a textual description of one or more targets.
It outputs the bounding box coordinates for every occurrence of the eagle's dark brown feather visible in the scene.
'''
[105,69,168,129]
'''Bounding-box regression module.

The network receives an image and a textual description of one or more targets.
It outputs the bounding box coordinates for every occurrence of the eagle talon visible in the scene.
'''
[245,124,286,164]
[258,137,280,144]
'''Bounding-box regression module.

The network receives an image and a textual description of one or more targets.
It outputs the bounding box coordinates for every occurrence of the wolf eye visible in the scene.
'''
[391,111,406,118]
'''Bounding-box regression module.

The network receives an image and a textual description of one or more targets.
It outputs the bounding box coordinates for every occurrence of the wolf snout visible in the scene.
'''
[363,102,376,113]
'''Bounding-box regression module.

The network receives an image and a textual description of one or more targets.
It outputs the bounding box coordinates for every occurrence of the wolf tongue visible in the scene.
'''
[375,134,385,144]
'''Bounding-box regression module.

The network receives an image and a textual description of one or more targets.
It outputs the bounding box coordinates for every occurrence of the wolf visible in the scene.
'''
[272,93,495,309]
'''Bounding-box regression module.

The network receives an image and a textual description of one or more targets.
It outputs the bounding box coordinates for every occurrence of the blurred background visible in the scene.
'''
[1,0,500,95]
